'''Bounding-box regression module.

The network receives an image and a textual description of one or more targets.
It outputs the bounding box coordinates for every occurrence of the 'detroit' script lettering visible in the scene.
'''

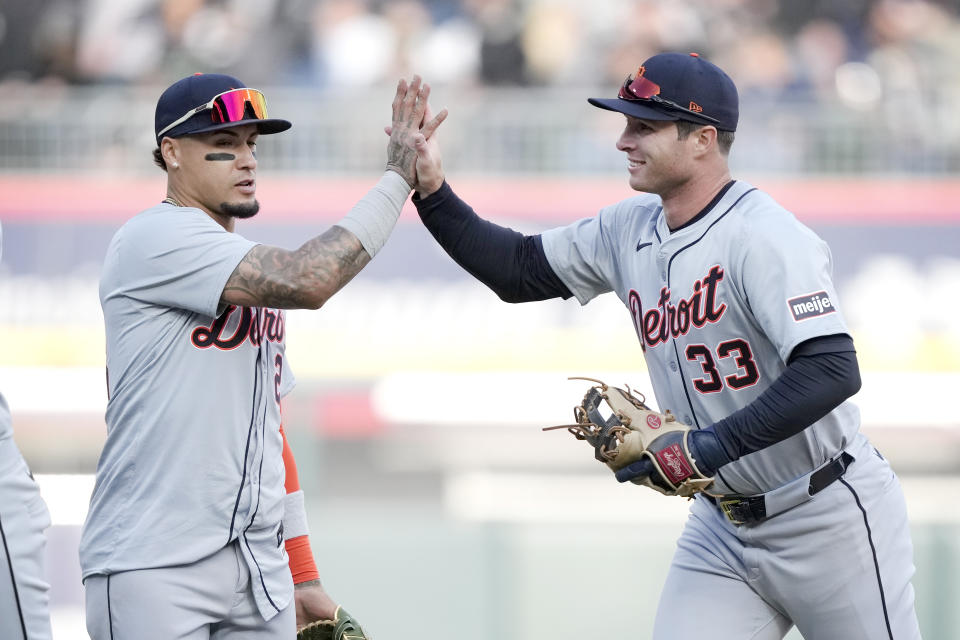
[628,265,726,348]
[191,306,285,350]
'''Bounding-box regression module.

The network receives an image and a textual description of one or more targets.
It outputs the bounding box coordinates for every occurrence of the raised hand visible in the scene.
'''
[384,76,447,190]
[411,102,447,197]
[385,76,447,187]
[385,76,424,185]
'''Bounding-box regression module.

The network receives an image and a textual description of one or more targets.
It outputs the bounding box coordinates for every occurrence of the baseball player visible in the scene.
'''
[0,223,53,640]
[78,72,445,639]
[408,53,922,639]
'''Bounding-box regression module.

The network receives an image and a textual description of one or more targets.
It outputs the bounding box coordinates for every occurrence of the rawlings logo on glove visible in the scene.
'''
[544,377,714,498]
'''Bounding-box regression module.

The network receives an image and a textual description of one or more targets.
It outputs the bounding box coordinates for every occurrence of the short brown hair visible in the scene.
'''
[675,120,735,155]
[153,147,168,172]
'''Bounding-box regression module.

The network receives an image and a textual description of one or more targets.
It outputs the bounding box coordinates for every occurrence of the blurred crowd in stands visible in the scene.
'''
[3,0,960,175]
[3,0,960,103]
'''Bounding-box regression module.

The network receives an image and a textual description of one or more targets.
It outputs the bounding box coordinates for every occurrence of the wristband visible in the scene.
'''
[283,490,318,584]
[335,171,411,258]
[285,535,319,584]
[283,489,310,539]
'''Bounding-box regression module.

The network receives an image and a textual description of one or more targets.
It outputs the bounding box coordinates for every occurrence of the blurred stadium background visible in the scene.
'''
[1,0,959,638]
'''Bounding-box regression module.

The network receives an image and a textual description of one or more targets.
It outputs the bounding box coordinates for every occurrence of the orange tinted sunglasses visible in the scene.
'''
[157,88,269,138]
[618,72,719,125]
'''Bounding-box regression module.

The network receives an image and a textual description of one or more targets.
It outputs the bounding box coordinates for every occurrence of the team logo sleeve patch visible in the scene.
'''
[787,290,836,322]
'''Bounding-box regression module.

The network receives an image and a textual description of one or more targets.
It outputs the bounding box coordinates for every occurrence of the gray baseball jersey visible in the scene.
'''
[1,221,53,640]
[79,203,296,621]
[542,180,921,638]
[542,180,856,495]
[1,392,53,640]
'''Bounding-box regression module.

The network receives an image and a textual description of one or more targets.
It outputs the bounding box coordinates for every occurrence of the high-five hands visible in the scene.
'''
[408,100,446,198]
[385,75,448,189]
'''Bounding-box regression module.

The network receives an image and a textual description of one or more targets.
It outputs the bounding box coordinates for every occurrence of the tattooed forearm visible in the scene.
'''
[222,226,371,309]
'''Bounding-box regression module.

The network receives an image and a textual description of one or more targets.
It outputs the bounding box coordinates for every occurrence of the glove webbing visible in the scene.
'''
[297,607,368,640]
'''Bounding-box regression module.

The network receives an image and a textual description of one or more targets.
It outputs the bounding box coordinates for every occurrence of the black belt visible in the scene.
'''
[705,451,855,526]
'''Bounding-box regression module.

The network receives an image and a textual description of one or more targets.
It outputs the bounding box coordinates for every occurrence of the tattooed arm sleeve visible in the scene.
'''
[221,226,370,310]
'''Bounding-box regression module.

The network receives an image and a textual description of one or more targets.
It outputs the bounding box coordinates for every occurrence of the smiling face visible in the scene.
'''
[616,116,696,197]
[161,124,261,227]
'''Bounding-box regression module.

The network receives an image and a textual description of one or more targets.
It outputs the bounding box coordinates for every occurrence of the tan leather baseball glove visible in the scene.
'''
[545,377,714,498]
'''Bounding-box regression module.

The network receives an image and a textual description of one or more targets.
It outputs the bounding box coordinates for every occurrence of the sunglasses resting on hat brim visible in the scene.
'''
[588,71,721,126]
[157,87,290,139]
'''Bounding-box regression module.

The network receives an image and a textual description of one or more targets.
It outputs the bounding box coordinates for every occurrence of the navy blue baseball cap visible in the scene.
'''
[589,52,738,131]
[154,73,292,144]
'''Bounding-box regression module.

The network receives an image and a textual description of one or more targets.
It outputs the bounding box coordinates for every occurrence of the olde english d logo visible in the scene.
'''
[191,305,285,350]
[787,291,835,322]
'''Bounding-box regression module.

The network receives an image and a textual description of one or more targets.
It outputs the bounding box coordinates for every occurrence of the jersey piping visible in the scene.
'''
[663,187,757,489]
[228,346,263,543]
[0,513,27,640]
[664,187,758,421]
[840,476,895,640]
[244,521,281,613]
[106,574,115,640]
[668,180,736,233]
[242,340,281,614]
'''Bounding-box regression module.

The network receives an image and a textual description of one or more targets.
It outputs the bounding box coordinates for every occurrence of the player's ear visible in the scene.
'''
[694,126,719,156]
[160,137,181,169]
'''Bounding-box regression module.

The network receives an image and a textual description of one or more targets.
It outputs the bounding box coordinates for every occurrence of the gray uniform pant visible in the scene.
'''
[85,541,295,639]
[0,437,52,640]
[654,433,922,640]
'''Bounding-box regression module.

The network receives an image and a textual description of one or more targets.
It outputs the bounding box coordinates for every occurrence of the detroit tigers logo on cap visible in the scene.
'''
[787,290,835,322]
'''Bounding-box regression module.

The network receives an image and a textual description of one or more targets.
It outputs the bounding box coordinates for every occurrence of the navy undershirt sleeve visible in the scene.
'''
[704,333,861,466]
[413,181,572,302]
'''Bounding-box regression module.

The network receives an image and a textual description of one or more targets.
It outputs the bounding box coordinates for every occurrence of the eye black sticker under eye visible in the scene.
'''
[205,153,236,161]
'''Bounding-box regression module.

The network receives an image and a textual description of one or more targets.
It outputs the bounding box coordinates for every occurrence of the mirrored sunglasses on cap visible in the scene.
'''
[618,70,720,125]
[157,87,269,139]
